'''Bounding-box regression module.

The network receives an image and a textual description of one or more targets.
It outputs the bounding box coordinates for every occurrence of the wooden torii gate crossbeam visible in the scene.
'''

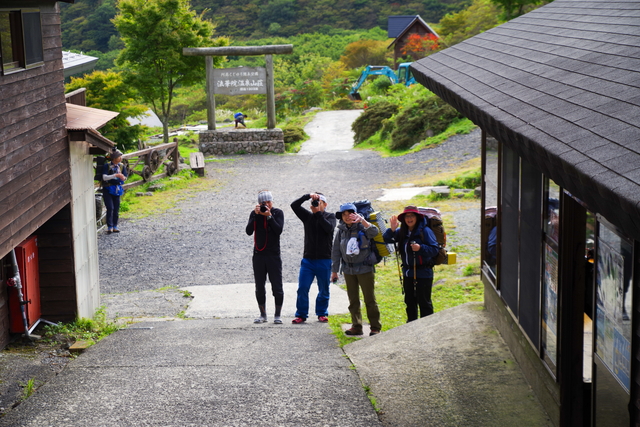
[183,45,293,130]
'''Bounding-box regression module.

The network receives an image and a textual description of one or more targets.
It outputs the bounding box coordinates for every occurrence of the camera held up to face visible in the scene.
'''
[311,199,319,207]
[260,202,269,213]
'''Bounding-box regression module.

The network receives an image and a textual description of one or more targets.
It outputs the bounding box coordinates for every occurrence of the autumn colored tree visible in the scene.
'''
[113,0,228,143]
[339,40,391,69]
[66,71,147,151]
[400,33,440,60]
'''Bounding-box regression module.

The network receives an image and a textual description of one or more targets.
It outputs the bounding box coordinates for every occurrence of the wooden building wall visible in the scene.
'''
[0,2,76,335]
[393,22,434,66]
[0,2,71,260]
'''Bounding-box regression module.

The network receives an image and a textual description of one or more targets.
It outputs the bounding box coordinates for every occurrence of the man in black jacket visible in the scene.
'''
[246,190,285,324]
[290,193,337,324]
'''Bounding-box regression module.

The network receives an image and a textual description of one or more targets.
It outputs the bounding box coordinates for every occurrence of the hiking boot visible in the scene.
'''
[345,328,363,336]
[369,329,381,336]
[318,316,328,323]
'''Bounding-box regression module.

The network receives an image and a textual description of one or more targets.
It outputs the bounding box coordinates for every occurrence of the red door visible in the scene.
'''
[9,236,42,333]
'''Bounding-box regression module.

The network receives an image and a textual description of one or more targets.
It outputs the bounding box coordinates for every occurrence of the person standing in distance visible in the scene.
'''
[246,190,285,324]
[290,193,337,324]
[102,149,127,234]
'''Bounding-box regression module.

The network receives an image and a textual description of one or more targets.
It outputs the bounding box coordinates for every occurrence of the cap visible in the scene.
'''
[335,202,357,219]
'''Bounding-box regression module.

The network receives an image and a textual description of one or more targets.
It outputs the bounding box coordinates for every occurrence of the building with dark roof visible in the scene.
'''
[387,15,439,68]
[411,0,640,425]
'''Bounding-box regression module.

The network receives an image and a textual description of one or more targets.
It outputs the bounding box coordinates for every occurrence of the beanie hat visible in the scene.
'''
[335,202,357,219]
[258,191,273,204]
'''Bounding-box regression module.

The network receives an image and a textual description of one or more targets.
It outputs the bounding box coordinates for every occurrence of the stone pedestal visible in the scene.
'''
[199,129,285,155]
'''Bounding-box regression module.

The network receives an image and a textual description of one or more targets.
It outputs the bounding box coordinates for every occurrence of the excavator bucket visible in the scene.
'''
[348,92,362,101]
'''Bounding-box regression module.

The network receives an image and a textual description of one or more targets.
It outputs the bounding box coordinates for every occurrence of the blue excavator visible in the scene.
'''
[348,62,416,100]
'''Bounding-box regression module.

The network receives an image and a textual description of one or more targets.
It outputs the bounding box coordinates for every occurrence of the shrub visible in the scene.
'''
[351,101,398,144]
[371,76,393,94]
[435,169,482,189]
[390,96,462,150]
[282,126,306,144]
[329,97,358,110]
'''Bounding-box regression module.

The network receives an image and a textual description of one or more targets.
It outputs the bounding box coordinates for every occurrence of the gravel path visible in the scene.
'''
[99,114,481,299]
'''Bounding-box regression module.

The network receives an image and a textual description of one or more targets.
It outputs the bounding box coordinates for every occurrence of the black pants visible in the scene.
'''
[252,254,284,307]
[403,275,434,322]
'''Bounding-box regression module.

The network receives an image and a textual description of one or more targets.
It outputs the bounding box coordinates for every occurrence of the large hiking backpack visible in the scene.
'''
[352,200,394,264]
[418,207,447,266]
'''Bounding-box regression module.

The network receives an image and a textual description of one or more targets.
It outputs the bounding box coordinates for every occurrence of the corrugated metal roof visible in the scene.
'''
[411,0,640,241]
[66,103,119,130]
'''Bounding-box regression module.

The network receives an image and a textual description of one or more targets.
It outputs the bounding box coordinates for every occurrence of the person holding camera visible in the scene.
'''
[331,203,381,336]
[383,206,440,322]
[246,190,285,324]
[290,193,337,324]
[102,149,127,234]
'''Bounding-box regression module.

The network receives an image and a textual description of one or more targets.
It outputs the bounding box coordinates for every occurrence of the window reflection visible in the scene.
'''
[483,135,499,279]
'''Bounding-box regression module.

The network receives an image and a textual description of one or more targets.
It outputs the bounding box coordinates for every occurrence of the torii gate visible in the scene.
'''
[183,45,293,130]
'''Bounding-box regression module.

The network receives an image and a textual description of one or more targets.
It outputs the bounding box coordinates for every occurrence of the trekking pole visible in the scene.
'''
[411,241,417,298]
[394,243,403,294]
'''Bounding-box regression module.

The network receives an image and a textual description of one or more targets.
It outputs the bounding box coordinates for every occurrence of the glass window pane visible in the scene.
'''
[595,222,632,391]
[23,12,42,66]
[545,180,560,244]
[483,135,499,278]
[542,242,559,373]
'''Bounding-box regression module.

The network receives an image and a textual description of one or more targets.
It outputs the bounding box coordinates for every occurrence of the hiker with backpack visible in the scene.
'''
[290,193,337,324]
[383,206,440,322]
[246,190,285,324]
[101,149,128,234]
[331,203,382,336]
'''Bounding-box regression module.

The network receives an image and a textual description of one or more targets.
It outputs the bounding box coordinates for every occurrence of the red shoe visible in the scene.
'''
[318,316,328,323]
[292,317,306,324]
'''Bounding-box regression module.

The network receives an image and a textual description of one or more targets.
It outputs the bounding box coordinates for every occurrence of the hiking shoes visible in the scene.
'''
[345,328,363,336]
[254,316,267,323]
[369,329,381,336]
[273,316,283,324]
[291,317,306,324]
[318,316,328,323]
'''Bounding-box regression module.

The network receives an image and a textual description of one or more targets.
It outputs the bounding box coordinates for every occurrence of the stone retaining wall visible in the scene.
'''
[199,129,285,155]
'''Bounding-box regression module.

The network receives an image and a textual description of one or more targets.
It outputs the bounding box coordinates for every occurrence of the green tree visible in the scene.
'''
[113,0,228,143]
[66,71,147,151]
[339,39,391,69]
[489,0,552,20]
[439,0,502,48]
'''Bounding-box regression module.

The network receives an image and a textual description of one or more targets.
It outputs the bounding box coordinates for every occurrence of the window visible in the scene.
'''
[0,9,43,74]
[541,178,561,375]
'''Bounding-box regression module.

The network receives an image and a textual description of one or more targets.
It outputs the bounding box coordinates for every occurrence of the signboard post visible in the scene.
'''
[183,45,293,130]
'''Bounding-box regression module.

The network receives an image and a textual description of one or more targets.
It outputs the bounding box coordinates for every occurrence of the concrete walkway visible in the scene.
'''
[0,299,552,427]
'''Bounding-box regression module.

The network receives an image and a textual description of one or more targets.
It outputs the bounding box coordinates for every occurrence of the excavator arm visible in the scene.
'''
[348,65,399,100]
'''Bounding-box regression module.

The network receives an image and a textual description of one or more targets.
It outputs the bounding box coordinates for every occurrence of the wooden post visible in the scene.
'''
[265,54,276,129]
[205,56,216,131]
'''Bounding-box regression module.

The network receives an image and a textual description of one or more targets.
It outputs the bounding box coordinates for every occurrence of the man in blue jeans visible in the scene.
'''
[290,193,337,324]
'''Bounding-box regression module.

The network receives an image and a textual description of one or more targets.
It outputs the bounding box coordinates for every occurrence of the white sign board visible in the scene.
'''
[213,67,267,95]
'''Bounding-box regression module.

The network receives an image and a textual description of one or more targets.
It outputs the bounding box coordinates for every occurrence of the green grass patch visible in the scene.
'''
[329,255,483,346]
[120,170,220,219]
[42,306,119,347]
[356,118,476,157]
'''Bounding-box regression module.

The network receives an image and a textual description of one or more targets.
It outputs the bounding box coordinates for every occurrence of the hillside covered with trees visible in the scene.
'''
[60,0,469,52]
